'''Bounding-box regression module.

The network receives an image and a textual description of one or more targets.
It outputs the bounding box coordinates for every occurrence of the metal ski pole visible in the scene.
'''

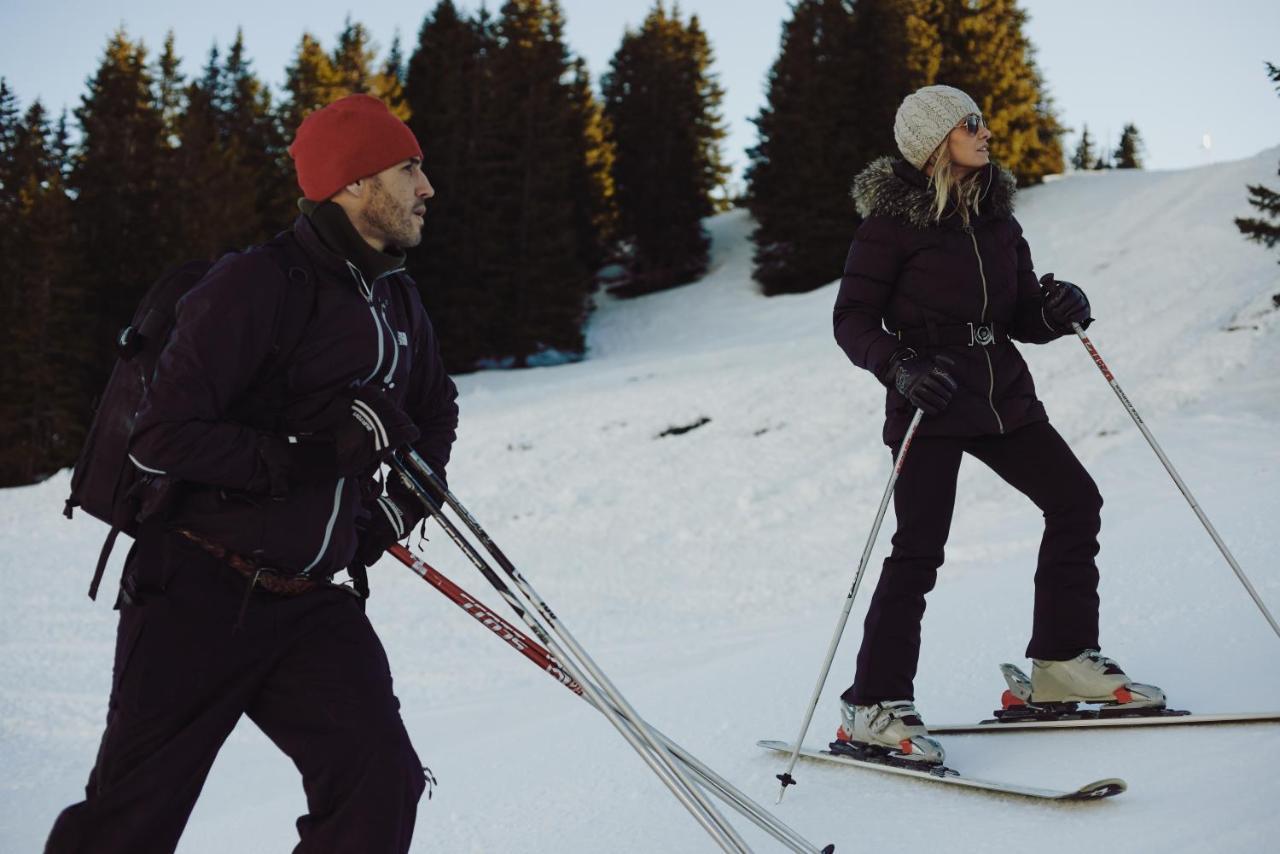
[776,408,926,802]
[389,457,752,853]
[388,544,834,854]
[1068,319,1280,641]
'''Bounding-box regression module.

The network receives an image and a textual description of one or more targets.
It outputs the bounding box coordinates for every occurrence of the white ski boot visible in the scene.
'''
[835,700,946,765]
[1000,650,1166,710]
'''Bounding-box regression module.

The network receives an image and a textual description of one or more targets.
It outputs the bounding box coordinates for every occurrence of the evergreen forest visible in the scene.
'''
[1,0,1073,485]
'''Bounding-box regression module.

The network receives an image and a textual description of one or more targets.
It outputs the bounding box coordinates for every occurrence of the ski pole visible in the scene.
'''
[388,544,834,854]
[776,408,926,802]
[389,455,752,853]
[1067,319,1280,641]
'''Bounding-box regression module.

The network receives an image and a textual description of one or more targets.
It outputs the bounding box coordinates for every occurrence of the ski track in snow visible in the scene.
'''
[4,149,1280,852]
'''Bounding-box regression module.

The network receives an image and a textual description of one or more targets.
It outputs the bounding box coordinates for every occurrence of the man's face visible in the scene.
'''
[359,157,434,250]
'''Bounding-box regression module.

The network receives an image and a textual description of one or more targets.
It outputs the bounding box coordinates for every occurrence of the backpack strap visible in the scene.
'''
[87,525,122,601]
[229,232,319,432]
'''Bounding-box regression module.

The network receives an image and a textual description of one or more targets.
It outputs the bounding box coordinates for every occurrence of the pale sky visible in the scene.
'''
[3,0,1279,184]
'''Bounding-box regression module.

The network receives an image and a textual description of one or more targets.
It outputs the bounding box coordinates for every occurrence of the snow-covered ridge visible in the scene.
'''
[3,148,1278,852]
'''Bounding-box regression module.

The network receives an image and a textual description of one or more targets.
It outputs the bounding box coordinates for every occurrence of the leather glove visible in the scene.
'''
[1040,274,1093,331]
[332,384,420,477]
[881,348,958,416]
[254,385,420,495]
[352,493,422,568]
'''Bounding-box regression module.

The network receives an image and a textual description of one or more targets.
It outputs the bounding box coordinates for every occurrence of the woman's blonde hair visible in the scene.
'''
[924,134,985,225]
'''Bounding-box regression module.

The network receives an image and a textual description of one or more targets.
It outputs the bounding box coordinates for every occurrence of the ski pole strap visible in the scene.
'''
[894,321,1007,347]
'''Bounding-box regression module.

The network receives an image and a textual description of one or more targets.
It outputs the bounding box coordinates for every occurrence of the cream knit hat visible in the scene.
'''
[893,85,981,170]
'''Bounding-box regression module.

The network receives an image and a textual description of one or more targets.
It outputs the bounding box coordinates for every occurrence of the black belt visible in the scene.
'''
[893,321,1007,347]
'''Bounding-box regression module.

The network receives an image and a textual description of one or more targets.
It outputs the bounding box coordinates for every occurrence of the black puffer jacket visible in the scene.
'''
[833,157,1064,446]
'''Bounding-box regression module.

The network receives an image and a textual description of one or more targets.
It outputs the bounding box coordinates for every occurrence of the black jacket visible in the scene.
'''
[130,211,459,576]
[834,157,1064,445]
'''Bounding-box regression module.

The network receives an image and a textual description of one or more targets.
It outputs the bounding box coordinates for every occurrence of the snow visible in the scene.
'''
[4,148,1280,853]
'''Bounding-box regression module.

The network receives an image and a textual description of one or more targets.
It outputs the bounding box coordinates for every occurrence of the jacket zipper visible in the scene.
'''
[965,225,1004,434]
[298,261,408,576]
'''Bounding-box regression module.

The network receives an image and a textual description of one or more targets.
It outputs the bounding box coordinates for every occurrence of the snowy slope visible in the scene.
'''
[4,149,1280,853]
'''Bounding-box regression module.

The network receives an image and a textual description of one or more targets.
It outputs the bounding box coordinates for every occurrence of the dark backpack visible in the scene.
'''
[64,232,317,599]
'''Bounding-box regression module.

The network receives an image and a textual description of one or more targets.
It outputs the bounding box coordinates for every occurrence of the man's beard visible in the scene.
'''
[362,178,423,249]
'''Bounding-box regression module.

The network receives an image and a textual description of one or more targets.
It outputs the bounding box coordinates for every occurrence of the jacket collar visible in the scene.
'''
[851,156,1016,230]
[292,200,407,286]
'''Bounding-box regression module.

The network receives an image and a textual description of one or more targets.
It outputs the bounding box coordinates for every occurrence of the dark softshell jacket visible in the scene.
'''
[833,157,1064,446]
[129,213,459,577]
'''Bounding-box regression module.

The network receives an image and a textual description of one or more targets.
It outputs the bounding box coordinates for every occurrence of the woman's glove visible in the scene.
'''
[881,348,958,416]
[1040,274,1093,331]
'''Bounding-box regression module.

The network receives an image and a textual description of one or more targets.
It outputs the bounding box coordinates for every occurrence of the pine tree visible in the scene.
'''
[926,0,1063,185]
[0,98,84,484]
[404,0,609,368]
[747,0,933,295]
[475,0,597,362]
[404,0,496,368]
[73,30,175,389]
[154,31,185,145]
[1113,122,1144,169]
[1235,63,1280,263]
[602,1,728,294]
[1071,124,1095,171]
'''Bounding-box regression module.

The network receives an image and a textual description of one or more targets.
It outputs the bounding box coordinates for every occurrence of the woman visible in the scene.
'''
[831,85,1164,765]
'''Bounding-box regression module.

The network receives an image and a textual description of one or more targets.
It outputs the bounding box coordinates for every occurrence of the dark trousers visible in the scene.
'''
[844,420,1103,705]
[46,530,426,854]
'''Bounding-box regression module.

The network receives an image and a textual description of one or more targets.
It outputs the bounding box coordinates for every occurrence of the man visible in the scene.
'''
[46,94,458,854]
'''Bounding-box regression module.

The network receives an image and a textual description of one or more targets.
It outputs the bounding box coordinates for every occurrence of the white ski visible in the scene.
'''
[757,740,1125,801]
[931,710,1280,735]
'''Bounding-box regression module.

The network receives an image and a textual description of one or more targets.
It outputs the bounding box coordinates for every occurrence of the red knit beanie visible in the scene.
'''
[288,94,422,202]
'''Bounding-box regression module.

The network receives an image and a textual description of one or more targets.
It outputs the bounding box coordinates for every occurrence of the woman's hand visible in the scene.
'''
[882,348,958,416]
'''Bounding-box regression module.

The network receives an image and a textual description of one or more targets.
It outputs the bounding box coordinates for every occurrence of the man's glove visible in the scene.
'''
[348,493,424,599]
[254,384,419,496]
[1040,274,1093,331]
[352,493,422,568]
[881,348,958,416]
[332,384,420,478]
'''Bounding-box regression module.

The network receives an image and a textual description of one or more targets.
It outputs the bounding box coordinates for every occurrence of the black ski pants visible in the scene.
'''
[844,419,1103,705]
[45,529,426,854]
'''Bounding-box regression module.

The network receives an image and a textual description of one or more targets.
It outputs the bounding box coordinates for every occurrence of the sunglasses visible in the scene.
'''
[958,113,987,136]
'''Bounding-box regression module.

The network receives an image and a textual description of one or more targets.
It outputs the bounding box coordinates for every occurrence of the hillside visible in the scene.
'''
[3,149,1279,853]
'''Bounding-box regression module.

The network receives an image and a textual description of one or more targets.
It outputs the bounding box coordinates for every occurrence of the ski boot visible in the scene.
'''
[833,700,946,765]
[995,650,1167,723]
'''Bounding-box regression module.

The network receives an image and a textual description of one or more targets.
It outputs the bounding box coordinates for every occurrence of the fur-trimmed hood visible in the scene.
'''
[851,156,1017,230]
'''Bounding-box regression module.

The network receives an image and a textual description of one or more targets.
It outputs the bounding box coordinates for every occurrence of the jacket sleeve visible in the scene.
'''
[833,216,907,381]
[1008,218,1063,345]
[129,253,283,491]
[389,294,458,507]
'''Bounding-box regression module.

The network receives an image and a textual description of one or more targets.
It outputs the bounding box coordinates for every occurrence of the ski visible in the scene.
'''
[757,740,1125,801]
[931,710,1280,735]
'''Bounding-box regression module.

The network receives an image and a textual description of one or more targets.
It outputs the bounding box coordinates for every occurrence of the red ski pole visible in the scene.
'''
[388,543,583,694]
[385,543,833,854]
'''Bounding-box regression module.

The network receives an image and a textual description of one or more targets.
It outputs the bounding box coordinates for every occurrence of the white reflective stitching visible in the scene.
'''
[301,477,345,575]
[377,496,405,538]
[127,453,166,475]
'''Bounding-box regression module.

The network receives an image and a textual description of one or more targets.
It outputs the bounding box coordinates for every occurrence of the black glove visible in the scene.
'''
[352,493,422,568]
[332,384,420,477]
[1040,274,1093,331]
[881,348,958,416]
[254,385,419,495]
[348,493,424,599]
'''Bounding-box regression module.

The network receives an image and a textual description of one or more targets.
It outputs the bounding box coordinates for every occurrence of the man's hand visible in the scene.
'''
[254,384,419,495]
[352,494,421,568]
[332,385,420,477]
[882,348,958,416]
